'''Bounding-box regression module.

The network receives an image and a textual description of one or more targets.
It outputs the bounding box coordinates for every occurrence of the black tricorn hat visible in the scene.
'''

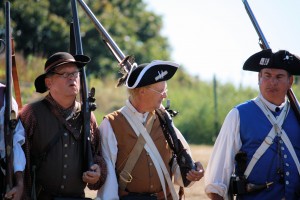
[125,60,179,89]
[243,49,300,75]
[34,52,90,93]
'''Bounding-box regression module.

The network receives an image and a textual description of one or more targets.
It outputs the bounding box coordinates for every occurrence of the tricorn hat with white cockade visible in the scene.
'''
[125,60,179,89]
[243,49,300,75]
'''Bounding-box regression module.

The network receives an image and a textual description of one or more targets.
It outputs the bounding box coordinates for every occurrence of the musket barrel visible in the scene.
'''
[76,0,125,63]
[5,2,12,97]
[4,0,14,192]
[71,0,84,55]
[76,0,135,73]
[71,0,94,170]
[242,0,270,49]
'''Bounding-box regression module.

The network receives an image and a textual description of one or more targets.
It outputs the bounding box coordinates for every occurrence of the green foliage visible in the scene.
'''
[1,1,300,145]
[166,69,259,144]
[0,0,171,79]
[4,54,300,145]
[80,0,171,77]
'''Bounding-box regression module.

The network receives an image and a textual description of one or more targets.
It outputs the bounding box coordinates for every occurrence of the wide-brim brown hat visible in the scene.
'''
[35,52,90,93]
[243,49,300,75]
[125,60,179,89]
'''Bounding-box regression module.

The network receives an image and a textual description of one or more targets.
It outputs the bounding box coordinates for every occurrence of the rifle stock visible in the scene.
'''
[155,108,195,187]
[242,0,300,123]
[71,0,94,171]
[4,1,17,194]
[11,39,22,109]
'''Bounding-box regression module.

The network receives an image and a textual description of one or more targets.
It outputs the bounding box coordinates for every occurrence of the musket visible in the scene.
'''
[71,0,96,171]
[4,1,17,195]
[156,107,196,187]
[75,0,135,73]
[75,1,182,117]
[242,0,300,123]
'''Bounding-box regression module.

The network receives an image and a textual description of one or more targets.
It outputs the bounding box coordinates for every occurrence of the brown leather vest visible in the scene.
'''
[30,101,85,197]
[106,110,173,194]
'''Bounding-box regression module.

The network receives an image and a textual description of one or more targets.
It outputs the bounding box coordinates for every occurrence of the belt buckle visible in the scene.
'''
[264,136,273,145]
[119,170,133,183]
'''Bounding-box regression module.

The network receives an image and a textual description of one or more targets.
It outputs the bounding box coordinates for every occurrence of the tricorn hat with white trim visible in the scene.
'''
[243,49,300,75]
[125,60,179,89]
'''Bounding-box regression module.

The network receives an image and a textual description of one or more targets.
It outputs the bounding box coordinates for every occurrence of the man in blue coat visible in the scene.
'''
[205,49,300,199]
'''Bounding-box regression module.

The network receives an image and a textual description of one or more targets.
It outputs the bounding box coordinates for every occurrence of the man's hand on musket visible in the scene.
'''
[82,164,101,184]
[186,161,205,182]
[4,172,24,200]
[208,193,224,200]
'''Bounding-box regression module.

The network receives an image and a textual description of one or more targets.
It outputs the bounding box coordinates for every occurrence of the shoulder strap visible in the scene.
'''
[42,99,81,139]
[118,134,146,190]
[121,107,179,200]
[118,113,155,190]
[33,99,81,167]
[244,98,289,178]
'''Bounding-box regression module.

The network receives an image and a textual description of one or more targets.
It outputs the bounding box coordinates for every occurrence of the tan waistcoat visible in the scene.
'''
[106,110,173,194]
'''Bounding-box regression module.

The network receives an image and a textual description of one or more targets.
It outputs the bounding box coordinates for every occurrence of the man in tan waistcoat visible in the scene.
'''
[97,60,204,200]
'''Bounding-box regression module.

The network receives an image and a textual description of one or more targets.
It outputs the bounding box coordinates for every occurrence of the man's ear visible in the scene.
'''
[289,75,294,87]
[45,77,52,90]
[139,87,146,95]
[258,72,261,85]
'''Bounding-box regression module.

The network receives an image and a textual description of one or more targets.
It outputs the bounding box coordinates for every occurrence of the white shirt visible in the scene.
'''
[97,100,192,200]
[204,93,286,199]
[0,97,26,173]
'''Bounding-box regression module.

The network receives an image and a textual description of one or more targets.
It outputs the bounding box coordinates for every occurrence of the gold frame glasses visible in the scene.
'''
[52,71,80,79]
[147,87,168,96]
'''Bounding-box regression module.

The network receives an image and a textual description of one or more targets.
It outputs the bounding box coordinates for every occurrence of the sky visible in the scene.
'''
[144,0,300,88]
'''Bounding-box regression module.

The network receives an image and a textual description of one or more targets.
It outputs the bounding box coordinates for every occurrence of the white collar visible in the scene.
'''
[258,93,287,112]
[125,100,149,124]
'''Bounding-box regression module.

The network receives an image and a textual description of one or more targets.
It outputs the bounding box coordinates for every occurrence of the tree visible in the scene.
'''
[0,0,171,78]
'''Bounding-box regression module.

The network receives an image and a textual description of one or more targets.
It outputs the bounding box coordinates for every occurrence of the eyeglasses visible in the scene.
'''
[147,87,168,96]
[52,71,80,79]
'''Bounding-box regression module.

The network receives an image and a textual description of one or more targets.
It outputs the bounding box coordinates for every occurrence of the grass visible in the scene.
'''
[85,145,213,199]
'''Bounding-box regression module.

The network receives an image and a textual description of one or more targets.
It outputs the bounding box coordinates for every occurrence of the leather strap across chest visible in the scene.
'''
[121,106,179,200]
[244,98,300,178]
[118,113,155,190]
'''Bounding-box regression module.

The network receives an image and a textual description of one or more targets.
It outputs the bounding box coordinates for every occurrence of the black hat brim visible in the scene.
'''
[243,49,300,75]
[34,54,90,93]
[126,61,179,88]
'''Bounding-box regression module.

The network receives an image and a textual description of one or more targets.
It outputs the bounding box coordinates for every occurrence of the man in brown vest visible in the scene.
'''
[97,60,204,200]
[19,52,107,199]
